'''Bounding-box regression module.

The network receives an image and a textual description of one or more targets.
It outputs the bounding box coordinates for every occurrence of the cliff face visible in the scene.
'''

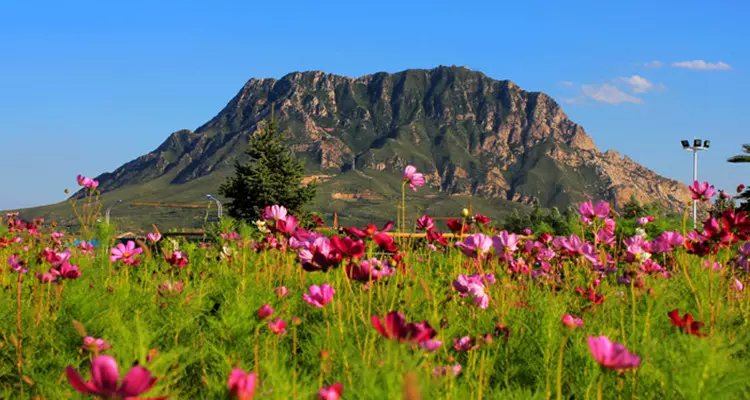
[93,66,689,211]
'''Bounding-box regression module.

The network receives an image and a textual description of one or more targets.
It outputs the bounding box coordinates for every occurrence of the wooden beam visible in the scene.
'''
[131,202,210,209]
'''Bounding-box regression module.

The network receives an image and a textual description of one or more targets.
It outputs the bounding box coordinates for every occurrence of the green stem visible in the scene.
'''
[556,336,568,400]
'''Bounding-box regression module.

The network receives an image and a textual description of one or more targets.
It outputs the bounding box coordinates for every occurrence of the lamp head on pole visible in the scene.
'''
[681,140,690,149]
[693,139,702,148]
[703,140,711,149]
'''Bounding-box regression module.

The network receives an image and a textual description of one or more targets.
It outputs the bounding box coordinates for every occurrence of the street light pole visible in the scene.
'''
[681,138,710,228]
[105,200,122,224]
[206,194,222,220]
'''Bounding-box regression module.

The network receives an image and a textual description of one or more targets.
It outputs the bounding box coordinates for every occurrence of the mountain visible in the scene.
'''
[17,66,690,230]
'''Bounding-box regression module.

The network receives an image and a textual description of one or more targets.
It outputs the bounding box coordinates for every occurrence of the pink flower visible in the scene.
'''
[433,364,462,377]
[371,311,440,347]
[147,232,161,243]
[109,240,143,265]
[452,274,492,309]
[579,201,610,224]
[419,339,443,352]
[82,336,111,353]
[221,232,241,241]
[318,383,343,400]
[403,165,425,192]
[7,255,28,273]
[453,336,473,351]
[275,286,289,297]
[732,278,744,292]
[557,234,598,263]
[637,216,655,226]
[76,174,100,189]
[36,272,57,283]
[51,262,82,280]
[78,241,95,255]
[454,233,493,259]
[345,258,394,282]
[263,204,288,221]
[268,318,287,335]
[587,336,641,370]
[302,284,335,308]
[561,314,584,329]
[492,231,519,254]
[257,304,274,319]
[689,181,715,201]
[227,368,257,400]
[110,241,143,265]
[66,355,163,399]
[416,215,435,231]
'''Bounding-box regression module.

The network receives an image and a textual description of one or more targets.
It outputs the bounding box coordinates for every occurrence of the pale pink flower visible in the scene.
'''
[263,204,288,221]
[147,232,161,243]
[302,284,335,308]
[275,286,289,297]
[587,336,641,370]
[403,165,425,192]
[455,233,493,259]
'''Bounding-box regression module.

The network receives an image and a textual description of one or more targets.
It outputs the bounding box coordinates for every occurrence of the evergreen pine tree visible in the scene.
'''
[219,112,316,221]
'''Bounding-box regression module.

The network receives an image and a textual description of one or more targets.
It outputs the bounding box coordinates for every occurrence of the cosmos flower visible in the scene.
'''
[403,165,425,192]
[587,336,641,370]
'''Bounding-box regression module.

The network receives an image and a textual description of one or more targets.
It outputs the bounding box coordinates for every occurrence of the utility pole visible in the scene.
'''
[681,138,710,228]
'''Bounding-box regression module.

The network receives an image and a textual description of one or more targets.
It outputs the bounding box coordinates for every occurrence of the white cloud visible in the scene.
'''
[644,61,663,68]
[615,75,653,93]
[671,60,732,70]
[581,84,643,104]
[558,81,574,87]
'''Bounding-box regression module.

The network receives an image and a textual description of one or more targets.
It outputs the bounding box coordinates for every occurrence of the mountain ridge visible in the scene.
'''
[17,66,690,229]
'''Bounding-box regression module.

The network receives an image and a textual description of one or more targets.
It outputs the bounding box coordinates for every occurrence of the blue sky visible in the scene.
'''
[1,0,748,210]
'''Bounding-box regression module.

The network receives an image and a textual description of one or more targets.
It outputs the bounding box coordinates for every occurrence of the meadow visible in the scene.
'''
[1,171,749,399]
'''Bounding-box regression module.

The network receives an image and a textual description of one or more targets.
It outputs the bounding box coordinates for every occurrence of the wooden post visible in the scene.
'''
[333,212,339,229]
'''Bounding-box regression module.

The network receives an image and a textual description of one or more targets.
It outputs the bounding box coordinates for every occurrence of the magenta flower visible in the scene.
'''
[452,274,493,309]
[165,251,189,268]
[453,336,473,351]
[79,241,95,255]
[268,318,287,335]
[732,278,744,292]
[345,258,394,282]
[403,165,425,192]
[318,383,343,400]
[66,355,163,399]
[689,181,716,201]
[454,233,493,259]
[76,174,100,189]
[492,231,519,254]
[371,311,440,348]
[587,336,641,370]
[257,304,274,320]
[579,200,610,224]
[637,216,655,226]
[51,261,82,280]
[227,368,257,400]
[561,314,584,329]
[263,204,287,221]
[558,234,598,262]
[302,284,335,308]
[110,241,143,265]
[36,272,57,284]
[220,232,241,241]
[416,215,435,231]
[147,232,161,243]
[7,255,28,273]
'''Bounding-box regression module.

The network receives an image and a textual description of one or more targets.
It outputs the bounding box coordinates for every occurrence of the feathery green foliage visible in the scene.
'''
[219,113,316,222]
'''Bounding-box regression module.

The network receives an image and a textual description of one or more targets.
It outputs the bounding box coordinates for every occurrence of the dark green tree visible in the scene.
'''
[219,113,316,221]
[728,144,750,212]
